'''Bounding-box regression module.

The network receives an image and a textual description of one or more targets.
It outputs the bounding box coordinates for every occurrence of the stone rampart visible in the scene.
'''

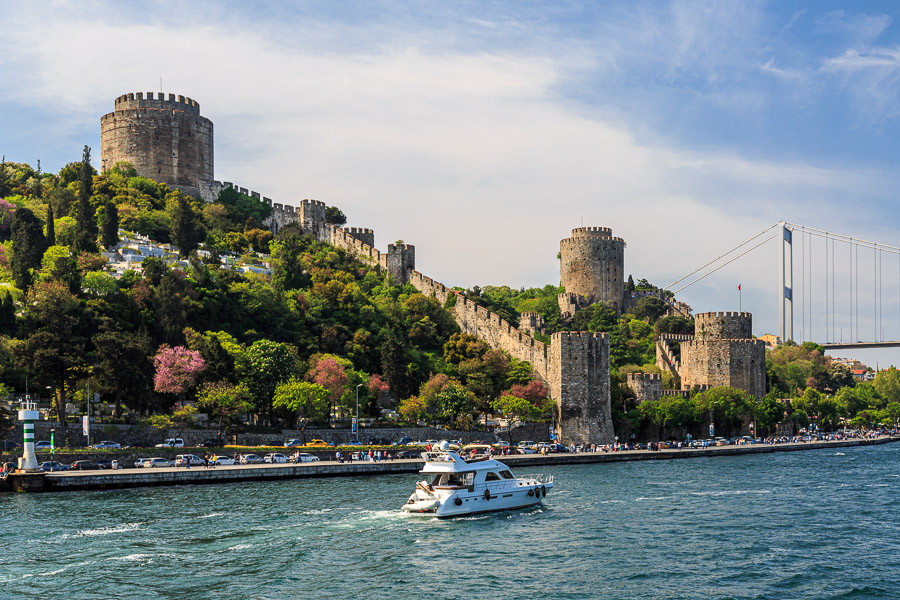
[559,227,625,312]
[101,92,213,197]
[549,332,614,445]
[627,373,662,405]
[680,339,766,399]
[409,271,550,378]
[694,311,752,340]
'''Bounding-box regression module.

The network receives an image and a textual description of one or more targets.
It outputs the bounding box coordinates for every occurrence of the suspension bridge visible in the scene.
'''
[667,221,900,350]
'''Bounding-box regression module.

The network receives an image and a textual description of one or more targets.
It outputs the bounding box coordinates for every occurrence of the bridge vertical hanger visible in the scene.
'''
[779,222,793,343]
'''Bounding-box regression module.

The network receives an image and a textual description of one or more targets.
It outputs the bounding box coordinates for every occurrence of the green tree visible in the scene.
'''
[244,339,296,423]
[9,208,46,289]
[72,145,98,254]
[100,198,119,249]
[325,205,347,226]
[755,393,785,436]
[46,202,55,246]
[93,330,153,418]
[197,381,253,437]
[272,378,330,429]
[695,387,755,437]
[0,290,15,335]
[171,195,203,258]
[874,367,900,404]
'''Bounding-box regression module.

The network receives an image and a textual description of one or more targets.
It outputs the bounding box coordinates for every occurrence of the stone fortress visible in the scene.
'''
[99,92,765,444]
[101,93,213,198]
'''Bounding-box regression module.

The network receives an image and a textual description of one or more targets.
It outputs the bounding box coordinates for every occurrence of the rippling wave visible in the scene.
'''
[1,444,899,599]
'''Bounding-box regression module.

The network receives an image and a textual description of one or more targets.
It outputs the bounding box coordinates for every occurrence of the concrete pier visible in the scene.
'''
[2,436,896,493]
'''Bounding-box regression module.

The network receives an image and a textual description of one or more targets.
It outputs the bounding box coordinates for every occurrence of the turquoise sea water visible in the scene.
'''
[1,444,899,600]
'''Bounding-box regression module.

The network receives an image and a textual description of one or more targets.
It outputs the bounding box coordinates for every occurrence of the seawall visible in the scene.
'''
[3,437,895,493]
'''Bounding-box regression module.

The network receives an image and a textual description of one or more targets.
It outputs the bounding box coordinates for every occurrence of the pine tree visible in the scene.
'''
[72,145,98,254]
[46,202,55,246]
[0,290,15,335]
[0,155,9,198]
[171,195,202,258]
[101,199,119,249]
[9,208,46,289]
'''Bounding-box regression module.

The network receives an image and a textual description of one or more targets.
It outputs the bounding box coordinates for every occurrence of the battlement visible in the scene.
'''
[627,372,661,382]
[552,331,610,342]
[112,91,201,115]
[388,243,414,251]
[694,311,753,340]
[683,338,767,347]
[343,227,373,235]
[570,226,613,238]
[695,311,752,319]
[560,236,625,247]
[301,199,326,207]
[657,334,694,342]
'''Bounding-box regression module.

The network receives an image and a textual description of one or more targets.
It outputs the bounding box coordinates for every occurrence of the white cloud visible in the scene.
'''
[2,1,900,343]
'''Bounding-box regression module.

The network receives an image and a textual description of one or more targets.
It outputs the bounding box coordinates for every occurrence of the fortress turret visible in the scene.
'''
[100,92,213,197]
[559,227,625,312]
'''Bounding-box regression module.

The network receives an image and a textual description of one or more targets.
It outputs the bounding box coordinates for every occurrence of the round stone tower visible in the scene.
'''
[100,92,213,197]
[694,311,752,340]
[559,227,625,312]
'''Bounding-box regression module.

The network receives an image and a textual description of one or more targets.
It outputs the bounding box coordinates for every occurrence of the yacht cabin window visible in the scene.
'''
[431,472,475,487]
[484,472,501,481]
[499,470,515,479]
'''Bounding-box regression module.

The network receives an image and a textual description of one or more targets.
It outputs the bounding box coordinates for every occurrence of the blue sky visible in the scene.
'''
[2,0,900,364]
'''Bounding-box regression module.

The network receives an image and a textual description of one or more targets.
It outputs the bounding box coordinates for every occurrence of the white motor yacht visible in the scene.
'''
[401,442,554,517]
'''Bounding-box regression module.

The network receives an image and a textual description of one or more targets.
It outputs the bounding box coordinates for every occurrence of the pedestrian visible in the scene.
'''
[204,453,209,468]
[335,450,341,463]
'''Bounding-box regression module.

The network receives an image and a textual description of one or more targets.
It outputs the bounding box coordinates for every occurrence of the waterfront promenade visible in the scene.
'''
[3,435,896,493]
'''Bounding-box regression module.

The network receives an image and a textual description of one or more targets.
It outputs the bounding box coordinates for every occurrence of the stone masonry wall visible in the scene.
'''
[101,92,213,197]
[694,312,752,340]
[627,373,662,405]
[549,332,615,445]
[680,338,766,399]
[559,227,625,312]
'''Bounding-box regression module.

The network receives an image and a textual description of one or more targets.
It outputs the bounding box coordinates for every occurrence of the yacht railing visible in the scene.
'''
[469,475,553,494]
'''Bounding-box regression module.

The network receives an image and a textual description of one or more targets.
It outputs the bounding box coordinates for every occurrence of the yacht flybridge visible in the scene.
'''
[401,442,554,517]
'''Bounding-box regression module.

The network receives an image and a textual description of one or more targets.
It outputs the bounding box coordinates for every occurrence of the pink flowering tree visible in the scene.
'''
[153,344,206,405]
[307,354,349,419]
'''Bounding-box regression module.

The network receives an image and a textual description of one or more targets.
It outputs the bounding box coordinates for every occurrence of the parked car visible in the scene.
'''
[40,461,69,472]
[264,453,288,464]
[134,457,152,468]
[393,437,413,446]
[345,440,364,446]
[201,439,223,448]
[96,459,119,469]
[70,460,99,470]
[91,441,122,450]
[154,438,185,448]
[306,439,332,447]
[395,450,422,459]
[144,458,173,468]
[210,455,236,466]
[174,454,205,467]
[240,454,264,465]
[1,441,21,451]
[34,440,53,451]
[369,438,392,446]
[284,439,306,448]
[295,453,319,463]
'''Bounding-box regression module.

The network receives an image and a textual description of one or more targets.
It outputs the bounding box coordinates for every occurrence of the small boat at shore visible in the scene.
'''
[401,442,554,518]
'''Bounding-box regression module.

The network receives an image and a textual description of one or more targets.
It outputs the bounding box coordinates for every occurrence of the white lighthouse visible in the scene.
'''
[18,397,39,472]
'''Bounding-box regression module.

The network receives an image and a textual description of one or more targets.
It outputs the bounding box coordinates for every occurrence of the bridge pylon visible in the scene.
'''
[779,221,793,344]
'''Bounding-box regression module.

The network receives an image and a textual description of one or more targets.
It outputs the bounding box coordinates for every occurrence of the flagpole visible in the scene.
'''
[739,283,742,312]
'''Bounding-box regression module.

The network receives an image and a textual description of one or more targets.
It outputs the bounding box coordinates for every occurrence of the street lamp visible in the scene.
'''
[355,383,364,440]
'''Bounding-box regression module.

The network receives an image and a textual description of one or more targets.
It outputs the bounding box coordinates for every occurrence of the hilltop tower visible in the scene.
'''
[100,92,213,197]
[679,312,766,398]
[559,227,625,313]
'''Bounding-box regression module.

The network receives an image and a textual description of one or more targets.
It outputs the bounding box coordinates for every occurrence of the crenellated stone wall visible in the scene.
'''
[559,227,625,313]
[680,338,766,399]
[627,373,662,405]
[549,332,614,444]
[101,92,213,198]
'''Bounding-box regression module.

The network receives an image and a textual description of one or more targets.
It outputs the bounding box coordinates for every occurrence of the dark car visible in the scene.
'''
[369,438,392,446]
[1,440,21,451]
[70,460,99,470]
[201,439,223,448]
[40,461,69,472]
[395,450,423,459]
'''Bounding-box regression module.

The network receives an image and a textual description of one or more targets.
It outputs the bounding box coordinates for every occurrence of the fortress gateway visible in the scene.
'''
[100,92,764,444]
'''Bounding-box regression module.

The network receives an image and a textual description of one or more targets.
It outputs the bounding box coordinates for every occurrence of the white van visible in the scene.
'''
[155,438,185,448]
